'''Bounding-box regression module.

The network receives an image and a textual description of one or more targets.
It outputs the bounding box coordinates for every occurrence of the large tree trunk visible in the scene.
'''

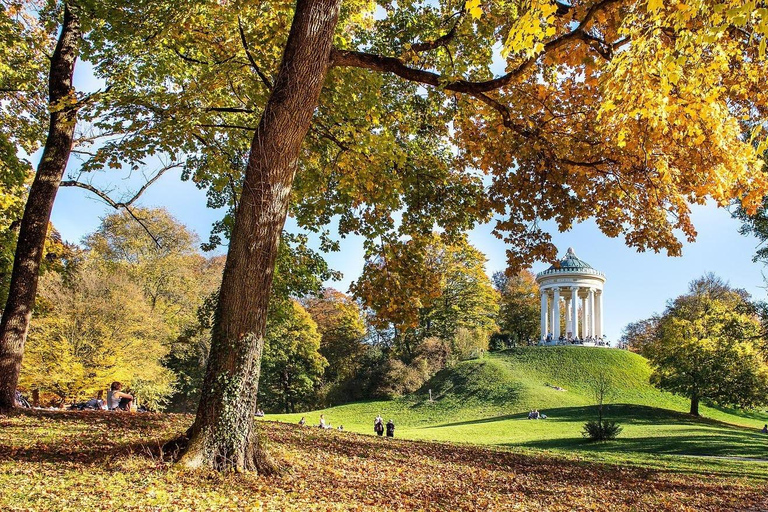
[690,395,699,416]
[0,4,81,411]
[179,0,342,472]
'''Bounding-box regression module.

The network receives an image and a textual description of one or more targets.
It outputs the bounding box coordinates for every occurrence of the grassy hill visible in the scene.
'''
[269,347,768,467]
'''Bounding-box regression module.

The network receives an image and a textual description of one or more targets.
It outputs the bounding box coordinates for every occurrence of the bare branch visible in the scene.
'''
[60,163,182,247]
[198,123,257,131]
[205,106,257,114]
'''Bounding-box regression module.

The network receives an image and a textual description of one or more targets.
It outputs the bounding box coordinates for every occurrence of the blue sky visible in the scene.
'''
[46,59,768,344]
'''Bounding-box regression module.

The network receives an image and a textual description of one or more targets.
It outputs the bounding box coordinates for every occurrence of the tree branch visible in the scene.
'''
[238,17,273,90]
[60,163,181,247]
[410,10,465,53]
[330,0,623,93]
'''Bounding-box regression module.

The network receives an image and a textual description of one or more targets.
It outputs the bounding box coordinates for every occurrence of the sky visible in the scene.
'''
[43,55,768,345]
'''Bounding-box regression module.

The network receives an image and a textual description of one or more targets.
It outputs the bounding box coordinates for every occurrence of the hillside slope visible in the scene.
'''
[270,347,768,463]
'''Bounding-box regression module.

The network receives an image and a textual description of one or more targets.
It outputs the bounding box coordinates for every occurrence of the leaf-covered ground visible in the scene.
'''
[1,410,767,511]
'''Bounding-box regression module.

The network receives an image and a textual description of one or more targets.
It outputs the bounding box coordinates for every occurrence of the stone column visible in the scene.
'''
[553,287,561,340]
[549,292,556,339]
[571,286,579,339]
[597,290,604,338]
[540,291,548,341]
[588,288,595,338]
[564,296,571,337]
[581,295,588,337]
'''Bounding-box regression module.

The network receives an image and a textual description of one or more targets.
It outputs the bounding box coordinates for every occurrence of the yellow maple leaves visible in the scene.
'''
[465,0,482,20]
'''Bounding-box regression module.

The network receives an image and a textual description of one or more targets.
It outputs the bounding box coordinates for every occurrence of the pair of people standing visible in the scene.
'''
[374,415,395,438]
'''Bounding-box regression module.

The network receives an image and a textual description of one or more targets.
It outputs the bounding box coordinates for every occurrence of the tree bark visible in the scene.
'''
[0,4,81,411]
[690,395,699,416]
[179,0,342,472]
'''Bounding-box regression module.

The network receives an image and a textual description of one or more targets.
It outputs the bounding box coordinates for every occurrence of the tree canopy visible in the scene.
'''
[641,274,768,416]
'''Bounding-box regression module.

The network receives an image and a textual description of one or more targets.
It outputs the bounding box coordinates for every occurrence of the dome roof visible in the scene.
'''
[548,247,593,271]
[536,247,605,279]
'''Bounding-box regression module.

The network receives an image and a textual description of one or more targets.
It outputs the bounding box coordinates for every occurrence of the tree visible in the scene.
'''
[95,0,768,471]
[619,316,660,354]
[83,208,207,336]
[0,0,186,410]
[258,300,327,413]
[19,259,176,409]
[353,234,498,359]
[492,270,540,348]
[303,289,367,393]
[645,274,768,416]
[0,2,82,409]
[163,235,337,413]
[582,369,622,441]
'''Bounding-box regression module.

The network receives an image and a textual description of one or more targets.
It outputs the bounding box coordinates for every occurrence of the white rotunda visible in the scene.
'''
[535,248,606,345]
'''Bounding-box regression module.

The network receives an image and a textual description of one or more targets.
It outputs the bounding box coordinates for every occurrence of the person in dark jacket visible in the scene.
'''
[374,415,384,436]
[386,419,395,438]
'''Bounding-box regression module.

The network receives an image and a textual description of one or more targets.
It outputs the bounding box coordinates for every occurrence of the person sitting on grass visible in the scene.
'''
[762,424,767,433]
[107,382,133,411]
[299,417,306,426]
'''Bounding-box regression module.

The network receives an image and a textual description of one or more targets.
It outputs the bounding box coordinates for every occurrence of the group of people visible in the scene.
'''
[544,333,610,347]
[16,381,135,411]
[527,409,547,420]
[298,414,344,431]
[374,415,395,437]
[295,414,395,437]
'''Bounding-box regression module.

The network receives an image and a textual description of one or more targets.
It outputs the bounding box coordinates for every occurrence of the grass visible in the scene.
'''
[2,409,768,511]
[269,347,768,472]
[4,347,768,510]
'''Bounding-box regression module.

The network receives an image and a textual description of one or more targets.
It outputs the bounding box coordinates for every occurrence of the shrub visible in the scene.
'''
[582,420,623,441]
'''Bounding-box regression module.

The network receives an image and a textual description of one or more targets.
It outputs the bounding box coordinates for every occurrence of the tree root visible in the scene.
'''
[165,426,280,476]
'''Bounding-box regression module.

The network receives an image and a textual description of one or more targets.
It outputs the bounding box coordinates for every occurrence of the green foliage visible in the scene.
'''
[258,300,327,413]
[582,420,623,442]
[643,274,768,415]
[303,288,367,404]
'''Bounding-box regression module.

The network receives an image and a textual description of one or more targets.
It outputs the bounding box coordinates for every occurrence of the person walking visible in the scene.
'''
[374,415,384,436]
[386,419,395,438]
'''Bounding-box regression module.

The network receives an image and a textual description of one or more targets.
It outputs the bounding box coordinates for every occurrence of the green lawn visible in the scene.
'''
[268,347,768,474]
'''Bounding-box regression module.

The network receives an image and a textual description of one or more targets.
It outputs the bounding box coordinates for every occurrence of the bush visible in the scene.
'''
[582,420,623,441]
[451,327,489,362]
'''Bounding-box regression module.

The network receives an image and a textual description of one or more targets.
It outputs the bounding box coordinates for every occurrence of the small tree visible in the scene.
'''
[492,270,540,348]
[645,274,768,416]
[258,301,327,413]
[582,370,622,441]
